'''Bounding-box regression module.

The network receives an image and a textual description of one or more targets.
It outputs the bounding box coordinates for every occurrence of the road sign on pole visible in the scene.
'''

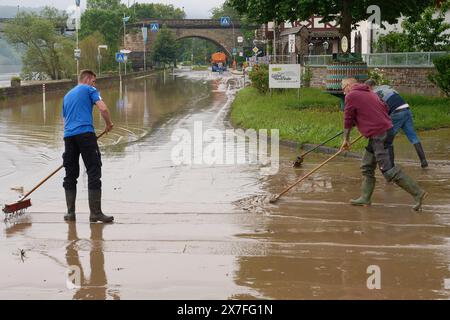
[252,47,259,54]
[220,16,231,26]
[116,53,125,63]
[150,23,159,32]
[74,48,81,59]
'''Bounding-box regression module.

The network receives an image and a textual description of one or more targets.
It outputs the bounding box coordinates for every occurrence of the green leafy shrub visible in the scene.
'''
[301,66,312,87]
[428,54,450,98]
[367,68,391,85]
[248,64,269,94]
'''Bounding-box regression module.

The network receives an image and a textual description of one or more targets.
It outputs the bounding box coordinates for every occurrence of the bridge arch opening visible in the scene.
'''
[176,35,232,66]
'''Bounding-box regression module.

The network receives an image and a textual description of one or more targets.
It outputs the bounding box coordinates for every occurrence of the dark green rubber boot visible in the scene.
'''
[89,189,114,223]
[414,142,428,168]
[350,176,376,206]
[385,166,427,211]
[64,189,77,221]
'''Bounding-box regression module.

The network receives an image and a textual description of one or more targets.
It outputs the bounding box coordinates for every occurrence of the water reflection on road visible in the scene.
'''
[1,70,450,299]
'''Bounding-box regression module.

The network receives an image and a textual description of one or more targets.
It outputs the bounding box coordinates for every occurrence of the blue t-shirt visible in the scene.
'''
[62,84,101,138]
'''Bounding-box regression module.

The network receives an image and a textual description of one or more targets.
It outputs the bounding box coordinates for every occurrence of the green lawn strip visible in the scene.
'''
[231,87,450,151]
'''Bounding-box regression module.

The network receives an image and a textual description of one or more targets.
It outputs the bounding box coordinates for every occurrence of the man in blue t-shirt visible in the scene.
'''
[62,69,114,223]
[365,79,428,168]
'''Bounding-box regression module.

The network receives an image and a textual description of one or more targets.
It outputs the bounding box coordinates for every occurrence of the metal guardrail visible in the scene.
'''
[304,51,448,67]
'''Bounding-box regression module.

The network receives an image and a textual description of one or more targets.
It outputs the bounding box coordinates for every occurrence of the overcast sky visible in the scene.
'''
[1,0,225,18]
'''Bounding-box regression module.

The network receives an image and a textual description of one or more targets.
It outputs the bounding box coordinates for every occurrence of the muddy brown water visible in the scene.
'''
[1,70,450,299]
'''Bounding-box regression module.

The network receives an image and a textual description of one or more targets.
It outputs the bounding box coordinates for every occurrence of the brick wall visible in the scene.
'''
[309,66,442,96]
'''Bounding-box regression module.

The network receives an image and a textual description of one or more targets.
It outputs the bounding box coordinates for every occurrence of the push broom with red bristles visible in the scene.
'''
[2,130,107,220]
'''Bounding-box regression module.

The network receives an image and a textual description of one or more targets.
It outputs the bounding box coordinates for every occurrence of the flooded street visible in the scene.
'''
[1,70,450,299]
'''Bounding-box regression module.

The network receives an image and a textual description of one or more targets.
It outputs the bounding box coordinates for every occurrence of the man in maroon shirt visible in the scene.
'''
[340,78,427,211]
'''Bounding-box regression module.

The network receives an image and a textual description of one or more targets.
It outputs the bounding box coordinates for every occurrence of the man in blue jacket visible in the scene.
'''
[62,70,114,223]
[365,79,428,168]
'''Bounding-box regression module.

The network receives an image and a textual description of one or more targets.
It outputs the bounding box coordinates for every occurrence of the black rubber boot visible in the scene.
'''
[350,176,376,206]
[384,166,427,211]
[88,189,114,223]
[414,143,428,168]
[64,189,76,221]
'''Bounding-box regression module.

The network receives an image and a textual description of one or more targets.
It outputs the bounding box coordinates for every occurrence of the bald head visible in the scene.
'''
[342,77,358,94]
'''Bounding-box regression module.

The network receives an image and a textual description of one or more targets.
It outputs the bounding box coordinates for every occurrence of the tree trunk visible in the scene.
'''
[340,0,353,52]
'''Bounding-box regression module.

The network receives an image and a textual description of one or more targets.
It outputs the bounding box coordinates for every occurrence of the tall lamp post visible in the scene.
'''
[122,14,130,74]
[97,45,108,76]
[142,25,147,71]
[220,16,236,69]
[75,0,81,78]
[230,19,236,69]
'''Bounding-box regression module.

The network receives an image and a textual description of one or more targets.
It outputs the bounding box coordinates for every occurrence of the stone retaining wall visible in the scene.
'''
[0,71,154,100]
[309,66,442,96]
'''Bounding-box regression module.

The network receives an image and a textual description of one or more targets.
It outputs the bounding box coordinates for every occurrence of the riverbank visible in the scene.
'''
[230,87,450,152]
[0,70,156,100]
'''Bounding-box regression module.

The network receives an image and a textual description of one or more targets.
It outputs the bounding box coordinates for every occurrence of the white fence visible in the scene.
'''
[304,51,448,67]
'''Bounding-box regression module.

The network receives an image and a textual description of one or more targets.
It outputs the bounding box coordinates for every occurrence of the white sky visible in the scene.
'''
[1,0,225,18]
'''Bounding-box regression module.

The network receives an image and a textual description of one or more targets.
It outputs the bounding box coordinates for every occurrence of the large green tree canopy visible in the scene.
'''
[228,0,436,39]
[4,7,73,80]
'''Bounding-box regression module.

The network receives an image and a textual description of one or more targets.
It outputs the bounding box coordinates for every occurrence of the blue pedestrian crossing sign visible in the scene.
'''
[116,52,125,63]
[150,23,159,32]
[220,16,231,26]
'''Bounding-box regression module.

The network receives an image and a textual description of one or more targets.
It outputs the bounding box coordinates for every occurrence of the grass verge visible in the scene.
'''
[230,87,450,151]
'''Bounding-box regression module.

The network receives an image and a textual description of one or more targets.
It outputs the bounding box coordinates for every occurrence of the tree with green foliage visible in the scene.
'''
[87,0,123,11]
[177,38,221,65]
[374,32,411,52]
[80,2,185,72]
[228,0,435,42]
[429,54,450,97]
[151,26,178,68]
[402,2,450,51]
[4,7,74,80]
[80,8,123,71]
[375,2,450,52]
[131,3,186,20]
[210,1,257,44]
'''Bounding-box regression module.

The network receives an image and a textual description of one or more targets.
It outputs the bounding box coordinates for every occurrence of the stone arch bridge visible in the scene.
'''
[124,19,244,70]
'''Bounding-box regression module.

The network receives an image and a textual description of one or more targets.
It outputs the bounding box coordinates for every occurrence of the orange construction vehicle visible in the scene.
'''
[211,52,227,72]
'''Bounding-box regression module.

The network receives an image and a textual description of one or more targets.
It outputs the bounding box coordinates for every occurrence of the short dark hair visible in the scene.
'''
[79,69,96,82]
[365,79,377,87]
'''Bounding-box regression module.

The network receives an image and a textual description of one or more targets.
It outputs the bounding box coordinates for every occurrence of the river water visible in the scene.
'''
[0,70,450,299]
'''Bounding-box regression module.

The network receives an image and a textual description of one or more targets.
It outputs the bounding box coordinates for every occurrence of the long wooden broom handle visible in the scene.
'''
[299,131,344,158]
[19,130,108,202]
[274,135,364,202]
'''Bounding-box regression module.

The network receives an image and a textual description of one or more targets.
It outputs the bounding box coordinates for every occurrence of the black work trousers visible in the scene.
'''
[63,132,102,191]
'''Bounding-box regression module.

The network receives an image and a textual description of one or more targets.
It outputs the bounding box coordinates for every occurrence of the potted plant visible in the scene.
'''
[10,76,21,87]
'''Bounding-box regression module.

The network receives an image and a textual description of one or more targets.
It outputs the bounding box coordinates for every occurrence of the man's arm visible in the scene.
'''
[340,95,356,151]
[95,100,114,133]
[340,128,352,151]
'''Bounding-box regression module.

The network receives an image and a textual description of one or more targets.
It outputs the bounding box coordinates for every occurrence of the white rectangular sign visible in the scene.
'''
[269,64,301,89]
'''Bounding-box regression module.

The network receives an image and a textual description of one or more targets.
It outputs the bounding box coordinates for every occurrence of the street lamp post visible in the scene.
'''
[75,0,81,78]
[122,14,130,74]
[231,19,236,69]
[97,45,108,76]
